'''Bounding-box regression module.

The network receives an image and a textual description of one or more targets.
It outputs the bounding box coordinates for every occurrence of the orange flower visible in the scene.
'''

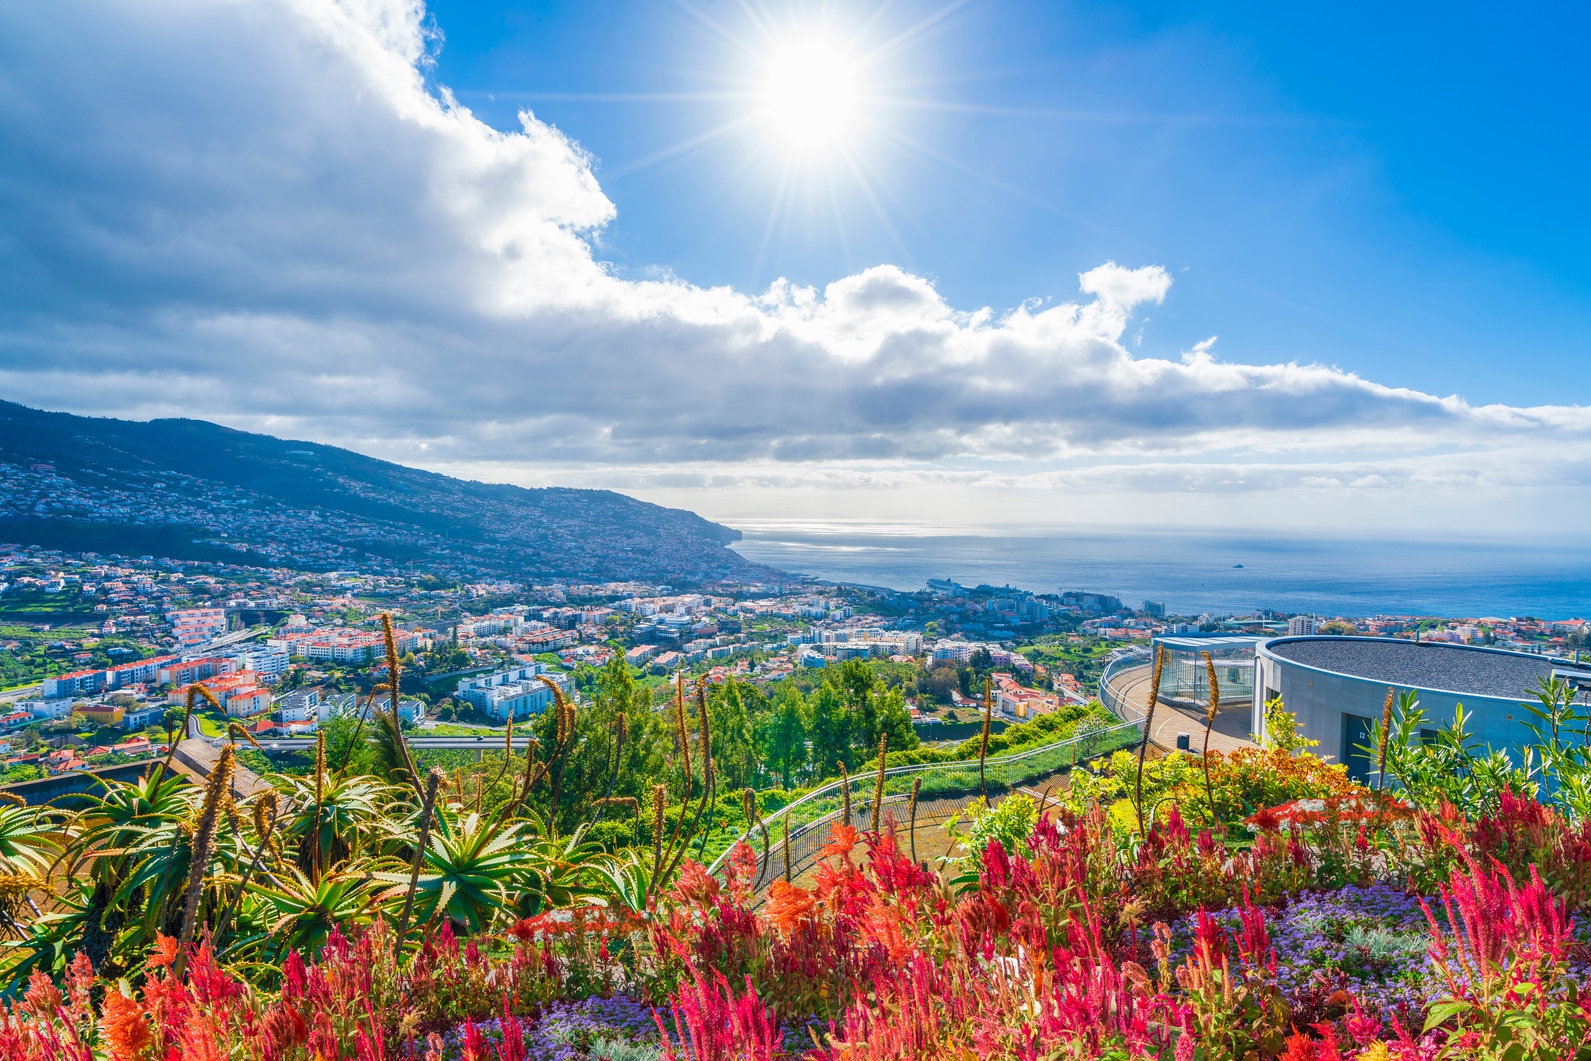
[149,935,181,970]
[100,990,153,1061]
[763,880,816,939]
[819,823,858,860]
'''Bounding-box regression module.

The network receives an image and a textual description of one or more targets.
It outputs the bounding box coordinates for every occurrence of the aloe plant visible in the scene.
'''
[372,803,598,934]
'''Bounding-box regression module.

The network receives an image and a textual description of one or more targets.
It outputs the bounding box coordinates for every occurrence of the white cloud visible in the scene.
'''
[0,0,1587,530]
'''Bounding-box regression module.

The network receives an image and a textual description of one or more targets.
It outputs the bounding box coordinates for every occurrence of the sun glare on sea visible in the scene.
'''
[759,38,860,153]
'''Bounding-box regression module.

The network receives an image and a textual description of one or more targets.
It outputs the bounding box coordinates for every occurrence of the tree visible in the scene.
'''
[706,680,757,792]
[807,683,851,778]
[530,654,664,835]
[834,659,879,750]
[871,685,919,756]
[759,685,807,789]
[320,711,375,777]
[918,663,959,704]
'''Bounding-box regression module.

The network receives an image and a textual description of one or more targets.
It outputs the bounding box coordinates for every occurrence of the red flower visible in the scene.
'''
[98,990,151,1061]
[1248,805,1282,832]
[819,823,858,860]
[763,880,815,940]
[674,860,721,908]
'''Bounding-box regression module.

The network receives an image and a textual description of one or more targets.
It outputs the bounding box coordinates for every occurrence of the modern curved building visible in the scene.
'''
[1253,636,1591,783]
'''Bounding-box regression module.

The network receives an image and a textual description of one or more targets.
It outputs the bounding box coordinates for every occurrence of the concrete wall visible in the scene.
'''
[1,760,157,808]
[1254,640,1543,782]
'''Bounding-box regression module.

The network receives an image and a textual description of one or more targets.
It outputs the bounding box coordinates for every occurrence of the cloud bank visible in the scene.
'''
[0,0,1586,529]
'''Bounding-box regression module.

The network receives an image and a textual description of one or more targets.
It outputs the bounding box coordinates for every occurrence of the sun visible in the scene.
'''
[758,38,861,154]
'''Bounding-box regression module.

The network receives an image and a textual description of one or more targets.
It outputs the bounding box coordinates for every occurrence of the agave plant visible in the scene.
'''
[273,770,396,879]
[0,800,56,881]
[230,864,382,968]
[372,802,599,935]
[587,850,665,924]
[1,767,236,987]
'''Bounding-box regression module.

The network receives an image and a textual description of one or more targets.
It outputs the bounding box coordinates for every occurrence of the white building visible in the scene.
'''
[19,698,74,720]
[123,703,166,730]
[241,645,291,679]
[455,663,566,722]
[317,693,425,725]
[276,689,320,724]
[1288,616,1320,636]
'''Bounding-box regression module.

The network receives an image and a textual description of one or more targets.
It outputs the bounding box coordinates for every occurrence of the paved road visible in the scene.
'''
[1102,665,1256,754]
[197,625,270,651]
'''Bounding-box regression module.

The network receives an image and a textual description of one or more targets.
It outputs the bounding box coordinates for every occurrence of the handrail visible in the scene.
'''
[1098,649,1153,723]
[706,716,1141,875]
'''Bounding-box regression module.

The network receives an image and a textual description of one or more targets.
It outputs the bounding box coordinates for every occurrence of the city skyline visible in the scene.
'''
[2,1,1588,534]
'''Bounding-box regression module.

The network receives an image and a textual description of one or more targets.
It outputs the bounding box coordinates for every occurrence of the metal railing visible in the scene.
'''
[1098,649,1153,723]
[706,715,1143,878]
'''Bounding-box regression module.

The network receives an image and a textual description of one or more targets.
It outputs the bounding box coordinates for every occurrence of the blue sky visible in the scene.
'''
[1,0,1588,534]
[428,0,1590,405]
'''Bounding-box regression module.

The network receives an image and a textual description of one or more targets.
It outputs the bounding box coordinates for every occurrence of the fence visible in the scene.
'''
[1098,649,1153,724]
[707,715,1143,891]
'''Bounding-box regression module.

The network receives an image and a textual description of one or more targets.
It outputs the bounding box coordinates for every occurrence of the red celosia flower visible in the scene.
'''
[98,990,151,1061]
[819,823,858,860]
[149,935,181,970]
[674,860,722,908]
[1249,805,1282,833]
[763,880,816,940]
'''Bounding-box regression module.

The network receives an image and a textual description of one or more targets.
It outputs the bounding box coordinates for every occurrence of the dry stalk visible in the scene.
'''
[870,732,889,834]
[978,678,994,803]
[310,731,326,880]
[396,768,444,942]
[213,792,279,946]
[1202,652,1220,824]
[649,783,667,880]
[908,775,921,865]
[1134,647,1166,836]
[1376,687,1395,790]
[176,744,236,974]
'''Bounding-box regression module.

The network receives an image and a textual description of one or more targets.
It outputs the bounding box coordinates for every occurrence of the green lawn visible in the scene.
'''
[194,711,228,738]
[425,722,509,737]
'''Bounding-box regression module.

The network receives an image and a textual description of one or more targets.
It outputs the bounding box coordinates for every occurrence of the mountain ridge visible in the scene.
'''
[0,400,772,584]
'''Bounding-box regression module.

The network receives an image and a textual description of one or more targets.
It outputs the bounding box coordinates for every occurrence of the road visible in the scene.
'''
[197,625,271,651]
[0,683,42,704]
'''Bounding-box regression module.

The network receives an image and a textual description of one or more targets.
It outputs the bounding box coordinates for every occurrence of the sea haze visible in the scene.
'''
[727,522,1591,619]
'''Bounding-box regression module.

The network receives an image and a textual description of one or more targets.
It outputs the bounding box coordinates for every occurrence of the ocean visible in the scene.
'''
[727,522,1591,619]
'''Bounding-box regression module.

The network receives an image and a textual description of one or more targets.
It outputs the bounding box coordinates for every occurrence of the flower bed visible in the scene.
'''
[8,781,1591,1059]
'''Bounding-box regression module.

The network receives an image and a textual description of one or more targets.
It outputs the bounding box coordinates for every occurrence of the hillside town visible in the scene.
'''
[1,542,1585,784]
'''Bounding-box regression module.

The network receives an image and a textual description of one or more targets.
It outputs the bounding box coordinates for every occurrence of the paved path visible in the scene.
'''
[1104,665,1256,754]
[167,739,275,801]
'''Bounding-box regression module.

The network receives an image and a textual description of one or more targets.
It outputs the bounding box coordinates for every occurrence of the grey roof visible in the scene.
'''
[1266,637,1591,701]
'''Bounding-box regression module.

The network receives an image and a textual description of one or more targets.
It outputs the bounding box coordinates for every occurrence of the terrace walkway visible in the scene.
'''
[1102,665,1256,755]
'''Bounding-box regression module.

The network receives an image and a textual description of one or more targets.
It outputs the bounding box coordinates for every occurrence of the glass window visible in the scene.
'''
[1341,713,1375,784]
